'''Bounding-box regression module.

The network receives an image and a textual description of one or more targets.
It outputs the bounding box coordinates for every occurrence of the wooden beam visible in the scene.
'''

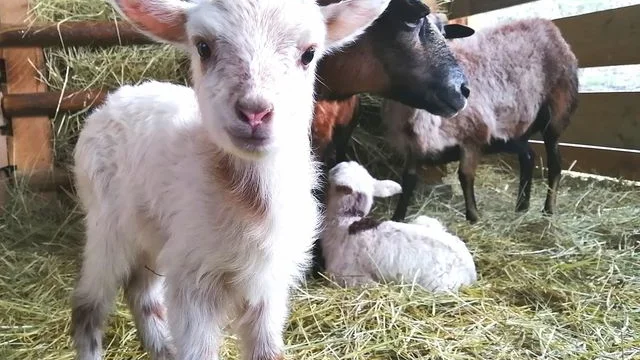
[0,21,152,48]
[554,4,640,68]
[530,92,640,151]
[0,0,52,173]
[445,0,538,19]
[498,142,640,182]
[13,167,73,192]
[2,89,108,117]
[531,142,640,181]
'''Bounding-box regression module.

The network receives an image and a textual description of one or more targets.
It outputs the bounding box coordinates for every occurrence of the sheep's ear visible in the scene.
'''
[443,24,475,39]
[109,0,194,45]
[373,180,402,198]
[320,0,391,51]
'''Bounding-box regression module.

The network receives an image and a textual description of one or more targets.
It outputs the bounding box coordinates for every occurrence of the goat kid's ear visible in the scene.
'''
[320,0,391,50]
[443,24,475,39]
[373,180,402,198]
[109,0,194,46]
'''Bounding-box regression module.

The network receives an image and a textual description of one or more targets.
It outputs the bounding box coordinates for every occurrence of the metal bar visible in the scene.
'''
[0,21,153,48]
[1,89,108,117]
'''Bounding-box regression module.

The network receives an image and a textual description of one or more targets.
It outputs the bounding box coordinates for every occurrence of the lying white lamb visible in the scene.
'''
[321,161,477,292]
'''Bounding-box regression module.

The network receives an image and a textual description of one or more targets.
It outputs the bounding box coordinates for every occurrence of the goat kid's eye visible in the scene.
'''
[196,41,211,59]
[300,46,316,67]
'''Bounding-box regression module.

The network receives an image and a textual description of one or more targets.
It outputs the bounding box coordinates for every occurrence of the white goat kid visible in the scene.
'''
[322,161,477,292]
[70,0,392,360]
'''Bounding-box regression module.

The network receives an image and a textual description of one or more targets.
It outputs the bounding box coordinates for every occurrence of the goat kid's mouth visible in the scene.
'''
[226,128,274,153]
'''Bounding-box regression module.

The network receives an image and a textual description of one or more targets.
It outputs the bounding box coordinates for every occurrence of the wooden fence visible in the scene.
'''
[0,0,639,198]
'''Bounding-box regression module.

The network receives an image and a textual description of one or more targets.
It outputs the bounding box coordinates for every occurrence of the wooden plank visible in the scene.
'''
[2,89,108,117]
[530,92,640,151]
[496,142,640,181]
[0,0,53,173]
[553,4,640,68]
[0,21,152,48]
[445,0,538,19]
[532,142,640,181]
[12,167,73,192]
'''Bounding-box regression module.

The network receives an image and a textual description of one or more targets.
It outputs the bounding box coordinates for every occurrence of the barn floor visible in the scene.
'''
[1,154,639,359]
[1,0,638,358]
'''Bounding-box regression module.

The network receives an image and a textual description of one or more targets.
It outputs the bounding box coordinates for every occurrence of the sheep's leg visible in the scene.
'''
[310,164,328,276]
[458,146,480,223]
[332,104,360,165]
[514,140,536,212]
[237,292,289,360]
[124,255,175,360]
[165,270,224,360]
[71,219,134,360]
[391,154,418,222]
[542,128,562,215]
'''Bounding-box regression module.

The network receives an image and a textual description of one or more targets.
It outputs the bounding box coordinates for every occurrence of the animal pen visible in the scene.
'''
[0,0,638,358]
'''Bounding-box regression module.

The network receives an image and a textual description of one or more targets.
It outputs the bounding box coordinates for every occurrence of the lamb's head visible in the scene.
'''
[110,0,391,160]
[327,161,402,217]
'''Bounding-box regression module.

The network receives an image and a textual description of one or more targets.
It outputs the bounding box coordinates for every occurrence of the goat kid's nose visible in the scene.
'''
[460,83,471,98]
[235,101,274,128]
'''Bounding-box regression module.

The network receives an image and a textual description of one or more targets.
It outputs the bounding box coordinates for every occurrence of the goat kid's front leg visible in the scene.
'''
[165,269,225,360]
[458,146,480,223]
[124,255,175,360]
[391,154,418,222]
[236,288,290,360]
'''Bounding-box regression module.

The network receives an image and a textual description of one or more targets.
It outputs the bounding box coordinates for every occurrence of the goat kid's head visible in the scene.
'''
[110,0,390,160]
[328,161,402,217]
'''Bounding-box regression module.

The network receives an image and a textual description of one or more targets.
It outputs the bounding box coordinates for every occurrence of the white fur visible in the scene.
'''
[70,1,391,360]
[321,161,477,292]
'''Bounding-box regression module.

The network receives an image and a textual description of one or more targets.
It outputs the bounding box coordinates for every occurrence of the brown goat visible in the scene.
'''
[381,18,580,223]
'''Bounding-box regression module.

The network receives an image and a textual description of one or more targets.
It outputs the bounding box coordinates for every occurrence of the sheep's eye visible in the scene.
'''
[301,46,316,67]
[404,17,424,30]
[196,41,211,59]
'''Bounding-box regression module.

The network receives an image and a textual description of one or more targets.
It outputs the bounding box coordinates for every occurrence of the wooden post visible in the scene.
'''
[0,92,9,207]
[0,0,53,176]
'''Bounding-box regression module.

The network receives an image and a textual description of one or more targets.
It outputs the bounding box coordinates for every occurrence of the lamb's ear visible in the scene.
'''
[109,0,194,45]
[320,0,390,51]
[443,24,475,39]
[335,184,354,195]
[373,180,402,198]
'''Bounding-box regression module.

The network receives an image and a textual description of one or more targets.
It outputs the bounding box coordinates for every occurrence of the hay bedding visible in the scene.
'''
[1,0,638,359]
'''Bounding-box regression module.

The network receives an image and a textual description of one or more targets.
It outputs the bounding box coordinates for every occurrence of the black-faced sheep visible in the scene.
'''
[381,18,579,223]
[312,1,476,166]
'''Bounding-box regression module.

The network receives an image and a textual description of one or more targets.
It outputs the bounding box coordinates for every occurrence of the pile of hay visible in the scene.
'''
[1,0,638,359]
